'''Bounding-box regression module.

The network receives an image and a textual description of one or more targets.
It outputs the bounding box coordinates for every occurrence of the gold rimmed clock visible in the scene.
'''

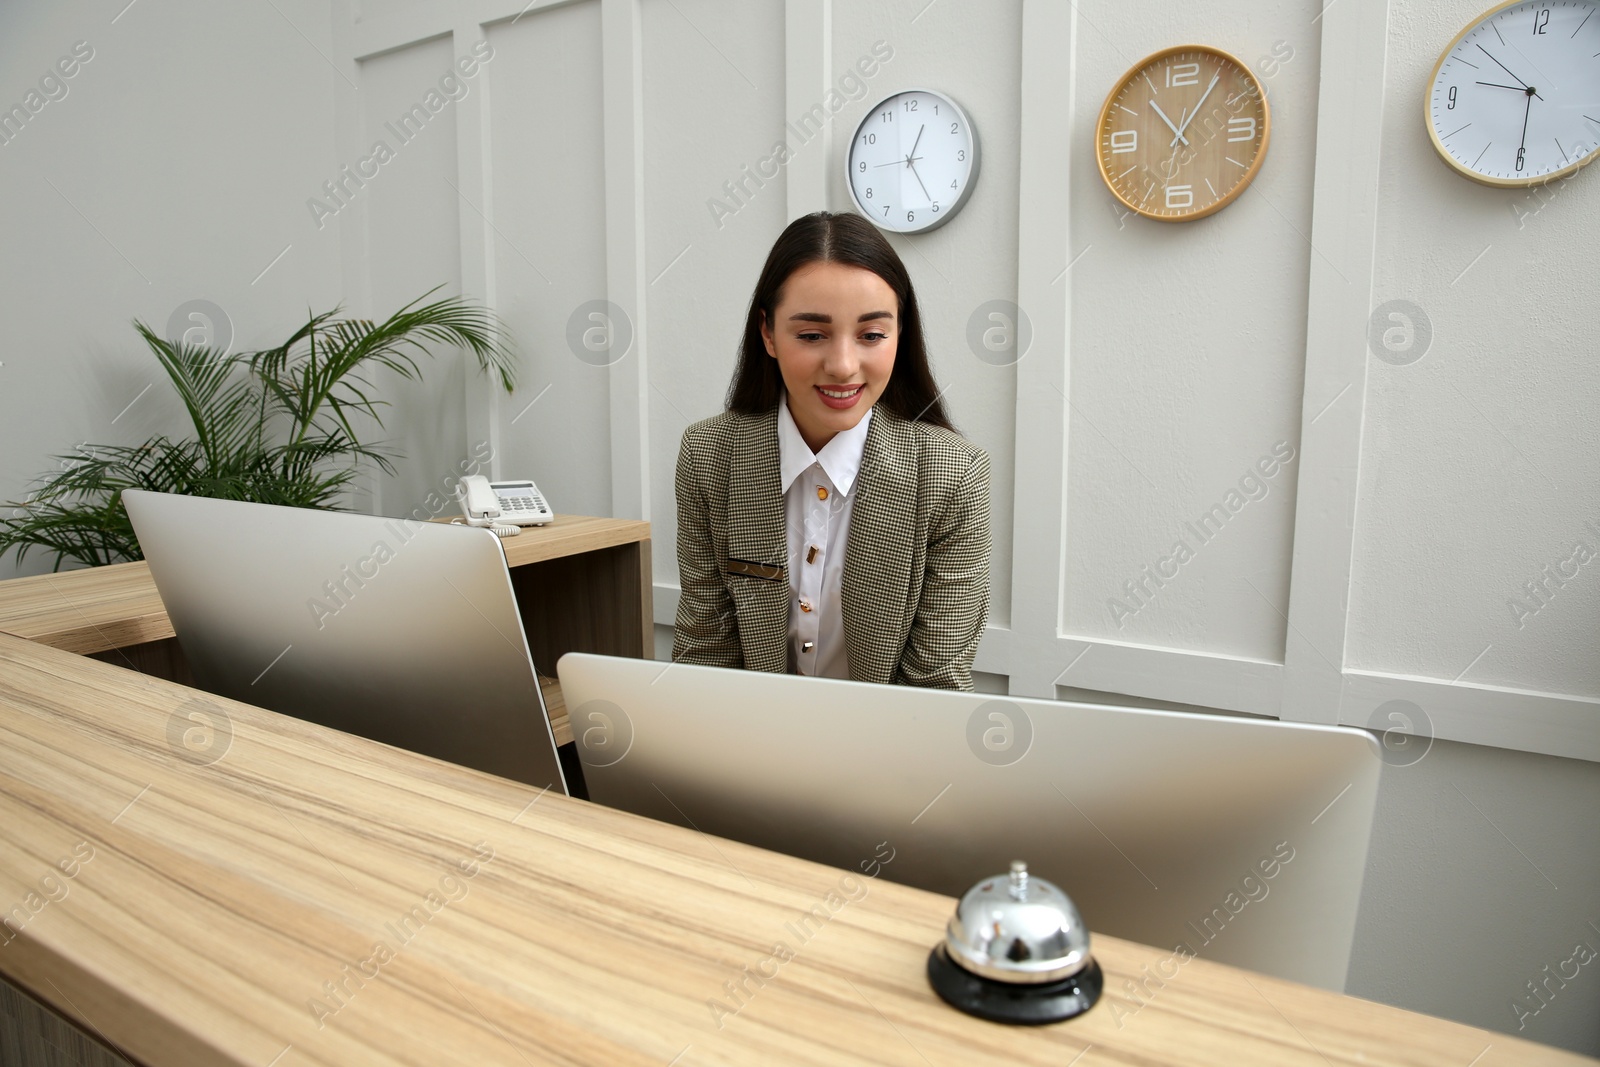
[1094,45,1271,222]
[1425,0,1600,187]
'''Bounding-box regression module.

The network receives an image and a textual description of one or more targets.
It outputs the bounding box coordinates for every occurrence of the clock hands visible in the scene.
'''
[902,125,934,204]
[1467,40,1543,172]
[1517,90,1534,170]
[1474,43,1542,100]
[1149,69,1222,150]
[1149,100,1189,146]
[908,160,932,203]
[1170,71,1221,146]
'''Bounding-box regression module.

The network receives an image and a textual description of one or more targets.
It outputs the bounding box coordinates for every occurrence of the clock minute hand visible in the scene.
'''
[1475,43,1543,100]
[1149,100,1189,146]
[1171,71,1221,145]
[907,157,932,203]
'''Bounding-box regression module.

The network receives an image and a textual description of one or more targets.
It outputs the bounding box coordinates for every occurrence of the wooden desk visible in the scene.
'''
[0,634,1588,1067]
[0,514,653,748]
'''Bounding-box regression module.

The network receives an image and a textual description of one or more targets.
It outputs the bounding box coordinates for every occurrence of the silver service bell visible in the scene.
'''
[926,861,1103,1024]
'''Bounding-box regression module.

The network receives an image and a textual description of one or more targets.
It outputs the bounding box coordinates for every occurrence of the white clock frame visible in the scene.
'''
[846,87,981,234]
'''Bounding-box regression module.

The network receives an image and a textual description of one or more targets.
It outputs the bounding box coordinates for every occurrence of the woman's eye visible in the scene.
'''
[797,331,825,342]
[862,331,889,342]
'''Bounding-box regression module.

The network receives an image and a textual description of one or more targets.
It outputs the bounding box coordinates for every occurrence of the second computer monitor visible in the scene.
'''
[557,652,1382,992]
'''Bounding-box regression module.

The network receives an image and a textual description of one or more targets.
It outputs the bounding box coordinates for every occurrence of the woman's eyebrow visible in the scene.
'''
[784,310,895,323]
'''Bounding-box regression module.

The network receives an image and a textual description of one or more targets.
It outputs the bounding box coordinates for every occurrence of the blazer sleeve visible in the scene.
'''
[670,429,743,669]
[894,448,992,691]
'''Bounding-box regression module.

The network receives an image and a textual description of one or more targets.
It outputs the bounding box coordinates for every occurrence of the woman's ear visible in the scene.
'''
[759,311,776,358]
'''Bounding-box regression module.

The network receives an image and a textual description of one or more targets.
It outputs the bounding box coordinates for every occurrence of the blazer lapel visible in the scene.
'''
[842,407,918,683]
[725,408,790,672]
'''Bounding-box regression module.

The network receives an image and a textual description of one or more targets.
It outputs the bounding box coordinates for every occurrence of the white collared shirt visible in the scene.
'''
[776,396,873,680]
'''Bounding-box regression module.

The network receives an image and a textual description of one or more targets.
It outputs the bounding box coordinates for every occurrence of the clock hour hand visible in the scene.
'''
[1149,100,1189,147]
[1474,43,1542,100]
[1476,80,1528,92]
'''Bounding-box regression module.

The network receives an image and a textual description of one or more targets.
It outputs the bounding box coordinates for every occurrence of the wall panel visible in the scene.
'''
[1063,3,1321,664]
[358,35,469,518]
[1345,0,1600,703]
[485,1,612,518]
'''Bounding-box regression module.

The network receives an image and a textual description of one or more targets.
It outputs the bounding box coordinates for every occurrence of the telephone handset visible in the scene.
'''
[454,475,554,539]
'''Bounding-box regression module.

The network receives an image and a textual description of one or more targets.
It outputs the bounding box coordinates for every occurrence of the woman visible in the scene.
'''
[672,211,991,691]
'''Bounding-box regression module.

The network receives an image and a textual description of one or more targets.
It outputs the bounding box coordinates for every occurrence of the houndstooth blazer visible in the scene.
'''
[672,403,991,690]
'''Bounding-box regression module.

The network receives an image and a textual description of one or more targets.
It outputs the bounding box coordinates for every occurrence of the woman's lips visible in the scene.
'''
[815,384,864,409]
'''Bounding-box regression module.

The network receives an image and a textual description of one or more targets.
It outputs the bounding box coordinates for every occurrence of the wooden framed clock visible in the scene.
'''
[1094,45,1271,222]
[1425,0,1600,186]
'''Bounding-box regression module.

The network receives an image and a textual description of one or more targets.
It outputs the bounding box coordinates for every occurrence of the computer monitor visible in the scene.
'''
[556,652,1382,991]
[123,490,567,793]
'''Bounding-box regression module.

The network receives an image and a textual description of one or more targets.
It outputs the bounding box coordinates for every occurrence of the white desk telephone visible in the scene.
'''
[454,475,554,538]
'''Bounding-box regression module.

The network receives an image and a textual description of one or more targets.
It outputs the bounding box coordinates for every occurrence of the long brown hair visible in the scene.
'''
[725,212,955,431]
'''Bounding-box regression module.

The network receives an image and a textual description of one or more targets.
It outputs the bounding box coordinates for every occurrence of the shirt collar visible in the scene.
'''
[777,395,873,496]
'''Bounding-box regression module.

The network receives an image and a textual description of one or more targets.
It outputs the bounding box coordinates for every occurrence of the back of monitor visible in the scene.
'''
[557,653,1382,990]
[124,490,566,792]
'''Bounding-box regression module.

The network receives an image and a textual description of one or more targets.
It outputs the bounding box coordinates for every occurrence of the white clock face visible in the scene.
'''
[847,89,979,234]
[1427,0,1600,185]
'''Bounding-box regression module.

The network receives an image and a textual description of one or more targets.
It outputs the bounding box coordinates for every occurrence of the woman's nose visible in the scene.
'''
[821,338,862,376]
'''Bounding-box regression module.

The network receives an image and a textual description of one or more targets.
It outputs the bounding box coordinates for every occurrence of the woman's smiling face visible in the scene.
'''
[761,260,899,455]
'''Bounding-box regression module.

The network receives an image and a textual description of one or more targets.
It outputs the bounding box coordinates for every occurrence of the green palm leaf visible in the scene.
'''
[0,290,518,570]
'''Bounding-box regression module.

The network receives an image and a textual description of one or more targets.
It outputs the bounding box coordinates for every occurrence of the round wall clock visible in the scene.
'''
[1426,0,1600,186]
[1094,45,1271,222]
[847,88,980,234]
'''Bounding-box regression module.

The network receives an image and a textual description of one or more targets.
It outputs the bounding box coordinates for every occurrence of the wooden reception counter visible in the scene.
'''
[0,633,1591,1066]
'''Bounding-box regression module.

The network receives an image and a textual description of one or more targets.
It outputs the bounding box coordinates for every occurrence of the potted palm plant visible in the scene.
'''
[0,288,517,571]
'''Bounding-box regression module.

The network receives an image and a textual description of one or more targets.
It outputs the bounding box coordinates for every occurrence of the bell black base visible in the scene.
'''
[926,944,1103,1025]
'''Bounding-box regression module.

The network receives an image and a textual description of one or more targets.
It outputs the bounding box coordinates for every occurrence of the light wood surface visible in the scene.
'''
[489,513,649,570]
[0,560,171,655]
[0,634,1589,1067]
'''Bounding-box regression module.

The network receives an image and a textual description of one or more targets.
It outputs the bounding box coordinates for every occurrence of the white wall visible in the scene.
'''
[356,34,472,516]
[1,0,1596,1055]
[0,0,345,571]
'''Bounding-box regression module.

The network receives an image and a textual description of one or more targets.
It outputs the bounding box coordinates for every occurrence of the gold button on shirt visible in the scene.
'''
[776,398,872,679]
